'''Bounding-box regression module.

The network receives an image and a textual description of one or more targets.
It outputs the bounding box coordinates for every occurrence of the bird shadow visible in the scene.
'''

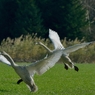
[0,89,10,92]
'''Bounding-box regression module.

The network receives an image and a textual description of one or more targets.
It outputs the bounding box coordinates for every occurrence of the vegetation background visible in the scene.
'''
[0,0,94,63]
[0,0,95,94]
[0,35,95,63]
[0,0,95,42]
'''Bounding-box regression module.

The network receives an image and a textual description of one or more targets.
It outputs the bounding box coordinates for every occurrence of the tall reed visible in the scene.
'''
[0,34,95,63]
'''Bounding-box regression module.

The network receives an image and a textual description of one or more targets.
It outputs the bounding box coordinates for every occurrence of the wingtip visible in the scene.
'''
[88,41,95,45]
[91,41,95,44]
[49,28,52,33]
[49,29,57,36]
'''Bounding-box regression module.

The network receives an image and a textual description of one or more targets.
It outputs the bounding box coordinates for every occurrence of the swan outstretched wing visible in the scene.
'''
[0,54,11,66]
[49,29,64,50]
[63,42,94,55]
[27,50,63,75]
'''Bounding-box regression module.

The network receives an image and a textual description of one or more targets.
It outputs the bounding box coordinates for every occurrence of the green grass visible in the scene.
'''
[0,63,95,95]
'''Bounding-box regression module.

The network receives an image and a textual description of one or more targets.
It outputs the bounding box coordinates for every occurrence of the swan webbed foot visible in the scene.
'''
[64,64,68,70]
[74,66,79,72]
[17,79,23,84]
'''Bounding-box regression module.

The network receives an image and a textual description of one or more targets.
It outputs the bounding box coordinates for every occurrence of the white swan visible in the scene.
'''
[0,49,63,92]
[37,29,95,71]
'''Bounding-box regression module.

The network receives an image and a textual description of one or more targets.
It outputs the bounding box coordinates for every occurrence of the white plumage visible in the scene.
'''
[49,29,64,50]
[0,30,64,92]
[0,54,11,65]
[37,29,95,71]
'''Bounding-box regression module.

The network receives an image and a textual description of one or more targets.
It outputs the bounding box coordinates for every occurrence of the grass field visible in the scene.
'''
[0,63,95,95]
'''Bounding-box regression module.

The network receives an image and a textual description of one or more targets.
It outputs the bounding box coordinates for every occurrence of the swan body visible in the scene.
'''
[0,50,63,92]
[37,29,95,71]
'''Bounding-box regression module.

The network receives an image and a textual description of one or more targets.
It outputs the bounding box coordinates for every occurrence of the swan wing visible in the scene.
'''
[0,54,11,66]
[49,29,64,50]
[63,41,94,55]
[27,50,62,75]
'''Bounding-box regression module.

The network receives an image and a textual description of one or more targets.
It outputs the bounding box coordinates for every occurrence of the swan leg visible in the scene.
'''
[74,66,79,72]
[64,62,79,72]
[17,79,23,84]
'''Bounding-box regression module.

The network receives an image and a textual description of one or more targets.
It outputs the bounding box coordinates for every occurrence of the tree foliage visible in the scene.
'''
[36,0,88,40]
[0,0,89,42]
[0,0,45,42]
[0,0,18,41]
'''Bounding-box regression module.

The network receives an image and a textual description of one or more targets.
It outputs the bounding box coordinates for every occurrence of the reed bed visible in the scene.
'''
[0,34,95,63]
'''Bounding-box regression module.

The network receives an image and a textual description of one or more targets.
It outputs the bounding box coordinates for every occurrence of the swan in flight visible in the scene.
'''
[37,29,95,71]
[0,50,63,92]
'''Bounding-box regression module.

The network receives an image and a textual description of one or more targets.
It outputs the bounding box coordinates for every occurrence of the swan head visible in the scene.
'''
[0,51,8,55]
[27,84,38,92]
[35,42,43,45]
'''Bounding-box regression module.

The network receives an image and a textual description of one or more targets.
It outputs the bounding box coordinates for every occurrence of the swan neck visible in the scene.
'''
[39,43,52,53]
